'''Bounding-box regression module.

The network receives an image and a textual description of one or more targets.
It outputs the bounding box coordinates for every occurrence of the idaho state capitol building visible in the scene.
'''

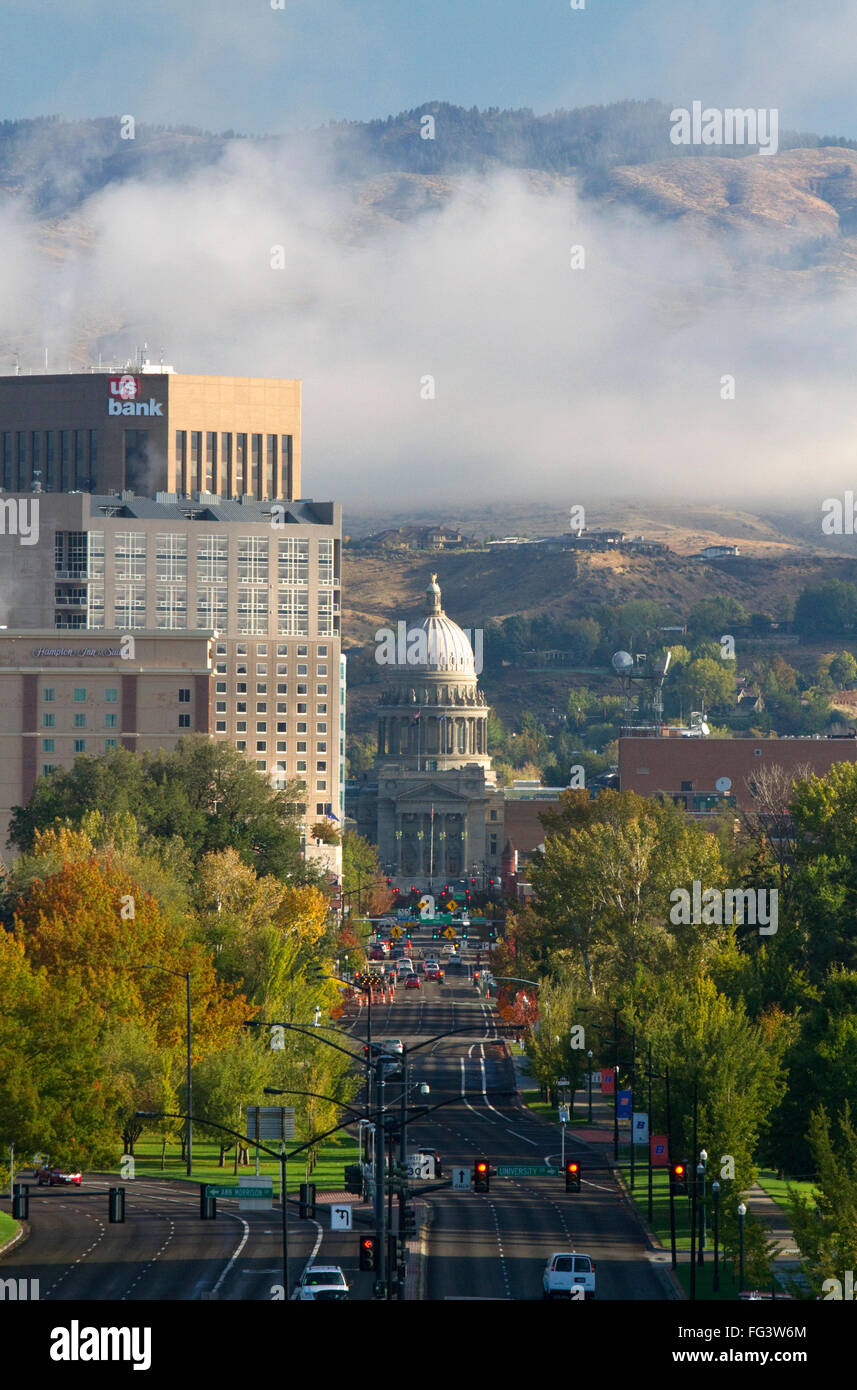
[357,576,504,890]
[0,369,341,873]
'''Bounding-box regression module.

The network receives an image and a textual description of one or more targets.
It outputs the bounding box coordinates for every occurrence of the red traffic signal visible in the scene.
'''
[670,1162,688,1197]
[474,1160,490,1192]
[359,1235,377,1270]
[565,1160,581,1192]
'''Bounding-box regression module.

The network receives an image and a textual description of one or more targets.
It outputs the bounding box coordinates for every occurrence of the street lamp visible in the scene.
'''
[696,1162,706,1266]
[587,1049,593,1123]
[737,1201,747,1294]
[138,965,192,1177]
[712,1180,721,1291]
[698,1148,708,1263]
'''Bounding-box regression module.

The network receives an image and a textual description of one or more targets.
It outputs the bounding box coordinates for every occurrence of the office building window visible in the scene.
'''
[89,430,98,490]
[44,432,55,489]
[318,590,334,636]
[175,431,187,491]
[74,713,86,728]
[297,741,307,752]
[105,713,118,728]
[178,688,191,703]
[277,538,308,585]
[105,688,118,702]
[74,688,86,702]
[190,431,201,492]
[281,434,293,497]
[43,764,56,776]
[236,741,246,751]
[221,433,233,496]
[237,588,268,634]
[74,430,87,489]
[156,533,187,582]
[256,701,267,712]
[215,701,226,713]
[215,720,226,732]
[42,738,54,753]
[236,702,247,713]
[124,429,152,493]
[318,538,334,586]
[236,433,247,493]
[237,721,247,732]
[297,760,307,772]
[105,739,118,749]
[60,430,71,489]
[115,584,147,629]
[30,431,41,490]
[179,713,191,728]
[197,537,228,587]
[43,688,55,702]
[251,433,262,496]
[238,536,269,583]
[115,532,146,581]
[277,591,309,637]
[276,741,286,752]
[197,587,227,631]
[266,434,276,497]
[156,583,187,629]
[74,739,86,753]
[16,431,28,489]
[205,432,216,492]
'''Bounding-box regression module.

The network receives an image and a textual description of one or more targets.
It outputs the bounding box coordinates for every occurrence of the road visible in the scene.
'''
[347,930,671,1301]
[0,930,670,1301]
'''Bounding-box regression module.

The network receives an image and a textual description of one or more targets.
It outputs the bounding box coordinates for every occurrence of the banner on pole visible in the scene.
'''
[650,1134,669,1167]
[632,1112,649,1146]
[601,1069,615,1096]
[617,1089,633,1120]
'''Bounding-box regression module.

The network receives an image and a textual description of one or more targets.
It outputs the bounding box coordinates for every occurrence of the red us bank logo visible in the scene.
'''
[108,375,139,400]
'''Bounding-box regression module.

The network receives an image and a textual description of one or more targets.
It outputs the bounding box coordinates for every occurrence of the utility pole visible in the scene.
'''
[374,1056,387,1300]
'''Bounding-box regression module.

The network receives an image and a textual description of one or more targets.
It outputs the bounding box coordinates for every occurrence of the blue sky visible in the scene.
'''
[2,0,855,137]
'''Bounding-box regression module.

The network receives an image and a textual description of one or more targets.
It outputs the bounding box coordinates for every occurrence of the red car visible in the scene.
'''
[38,1168,82,1186]
[404,972,421,989]
[424,965,442,982]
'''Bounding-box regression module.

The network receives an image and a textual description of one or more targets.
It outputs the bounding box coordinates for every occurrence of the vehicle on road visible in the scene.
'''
[424,964,442,982]
[298,1266,350,1300]
[383,1038,404,1054]
[404,971,421,989]
[396,958,414,978]
[37,1168,82,1186]
[542,1252,595,1300]
[414,1148,443,1177]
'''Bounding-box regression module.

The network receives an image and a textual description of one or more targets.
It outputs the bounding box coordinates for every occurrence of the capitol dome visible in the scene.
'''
[408,575,476,675]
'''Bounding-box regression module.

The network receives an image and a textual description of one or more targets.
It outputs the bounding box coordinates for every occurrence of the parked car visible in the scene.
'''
[298,1266,349,1300]
[542,1252,595,1300]
[37,1168,82,1186]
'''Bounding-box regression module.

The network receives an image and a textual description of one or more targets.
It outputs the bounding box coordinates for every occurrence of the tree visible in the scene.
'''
[794,581,857,636]
[790,1104,857,1295]
[688,596,748,639]
[829,651,857,690]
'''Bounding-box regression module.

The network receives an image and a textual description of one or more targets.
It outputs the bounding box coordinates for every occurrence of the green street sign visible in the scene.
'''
[496,1165,558,1178]
[204,1184,273,1199]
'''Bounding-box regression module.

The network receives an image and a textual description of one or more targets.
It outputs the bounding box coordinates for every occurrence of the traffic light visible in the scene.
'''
[400,1206,417,1237]
[474,1159,490,1192]
[670,1162,688,1197]
[565,1160,581,1192]
[359,1235,377,1270]
[299,1182,316,1219]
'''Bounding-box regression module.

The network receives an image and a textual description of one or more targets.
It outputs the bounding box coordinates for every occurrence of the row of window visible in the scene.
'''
[175,431,293,500]
[4,430,98,492]
[67,586,333,635]
[57,533,335,585]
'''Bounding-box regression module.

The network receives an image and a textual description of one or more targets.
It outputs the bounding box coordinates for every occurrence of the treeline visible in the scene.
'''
[0,737,371,1174]
[495,775,857,1293]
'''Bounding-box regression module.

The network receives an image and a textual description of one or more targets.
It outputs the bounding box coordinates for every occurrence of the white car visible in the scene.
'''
[396,959,414,977]
[383,1038,404,1054]
[299,1266,349,1300]
[542,1252,596,1300]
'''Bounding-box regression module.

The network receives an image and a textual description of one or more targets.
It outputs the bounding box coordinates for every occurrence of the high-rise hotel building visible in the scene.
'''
[0,370,342,868]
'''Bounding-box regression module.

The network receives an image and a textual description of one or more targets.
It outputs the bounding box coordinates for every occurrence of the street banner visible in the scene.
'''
[632,1112,649,1145]
[601,1069,615,1096]
[650,1134,669,1167]
[617,1089,633,1119]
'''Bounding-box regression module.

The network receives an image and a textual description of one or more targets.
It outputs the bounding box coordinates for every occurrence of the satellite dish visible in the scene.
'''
[715,776,731,792]
[612,650,633,672]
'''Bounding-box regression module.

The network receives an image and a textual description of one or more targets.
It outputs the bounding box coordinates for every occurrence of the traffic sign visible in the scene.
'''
[406,1154,435,1179]
[496,1165,558,1178]
[390,925,402,938]
[451,1165,472,1190]
[204,1184,272,1200]
[558,1104,570,1124]
[443,926,456,939]
[330,1204,352,1231]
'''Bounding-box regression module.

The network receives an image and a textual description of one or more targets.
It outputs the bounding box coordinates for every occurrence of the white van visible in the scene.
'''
[542,1252,596,1300]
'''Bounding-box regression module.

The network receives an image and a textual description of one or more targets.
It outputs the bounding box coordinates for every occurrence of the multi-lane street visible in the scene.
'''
[0,931,670,1301]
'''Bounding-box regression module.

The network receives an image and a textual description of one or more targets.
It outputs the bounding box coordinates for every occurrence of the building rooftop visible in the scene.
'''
[50,492,338,526]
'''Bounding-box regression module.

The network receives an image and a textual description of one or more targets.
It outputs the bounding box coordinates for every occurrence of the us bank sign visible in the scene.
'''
[107,375,163,416]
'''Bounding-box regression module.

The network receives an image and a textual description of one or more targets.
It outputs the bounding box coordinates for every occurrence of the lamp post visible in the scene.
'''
[712,1180,721,1291]
[138,965,192,1177]
[698,1148,708,1263]
[738,1201,747,1294]
[587,1049,593,1123]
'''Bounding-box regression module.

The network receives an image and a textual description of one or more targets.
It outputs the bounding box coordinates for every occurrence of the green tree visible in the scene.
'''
[794,580,857,636]
[790,1104,857,1295]
[829,651,857,690]
[688,596,749,639]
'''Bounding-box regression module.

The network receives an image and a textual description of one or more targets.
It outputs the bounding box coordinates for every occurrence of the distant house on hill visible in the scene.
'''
[694,544,740,559]
[351,524,474,551]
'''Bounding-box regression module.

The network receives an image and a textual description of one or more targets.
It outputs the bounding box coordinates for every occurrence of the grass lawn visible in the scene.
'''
[104,1132,361,1194]
[0,1211,19,1247]
[520,1089,589,1127]
[756,1169,817,1213]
